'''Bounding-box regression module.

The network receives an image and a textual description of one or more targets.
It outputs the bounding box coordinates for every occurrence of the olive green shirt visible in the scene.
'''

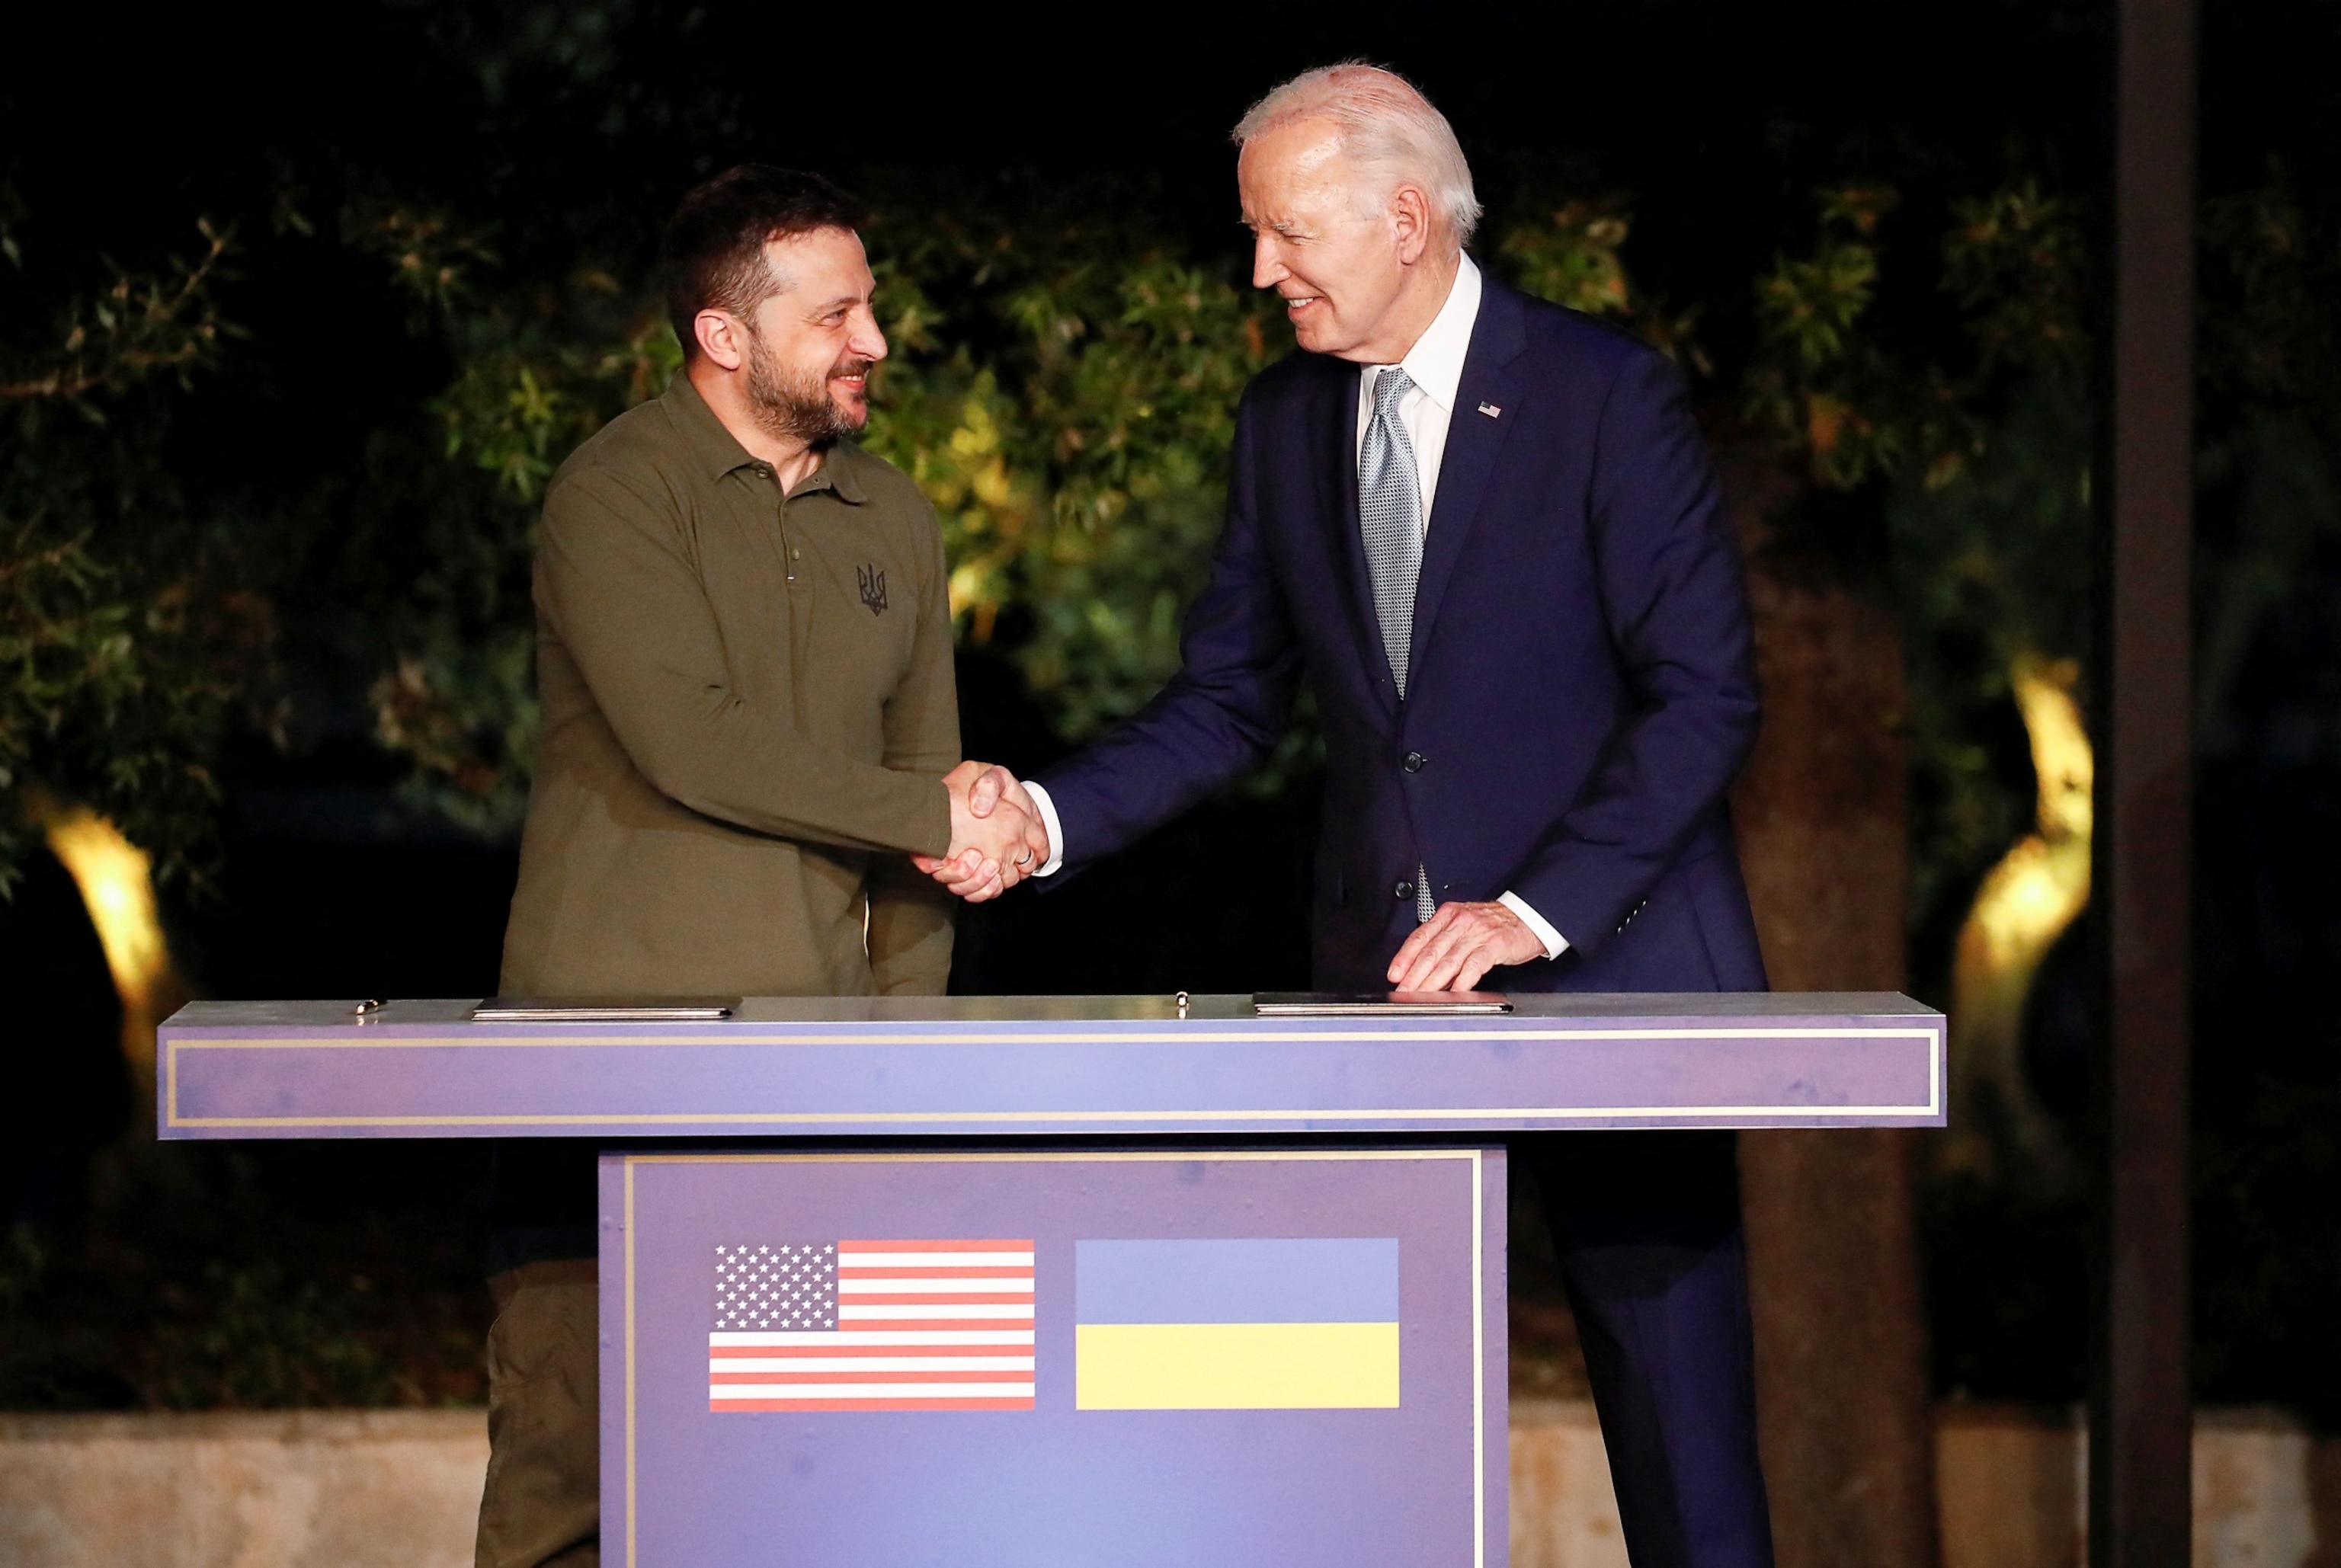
[500,373,959,999]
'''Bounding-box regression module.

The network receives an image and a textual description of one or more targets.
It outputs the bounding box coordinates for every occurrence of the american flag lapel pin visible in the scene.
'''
[1477,402,1501,418]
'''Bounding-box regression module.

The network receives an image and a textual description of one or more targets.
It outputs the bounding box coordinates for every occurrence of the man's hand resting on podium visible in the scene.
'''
[1388,901,1545,992]
[914,761,1052,902]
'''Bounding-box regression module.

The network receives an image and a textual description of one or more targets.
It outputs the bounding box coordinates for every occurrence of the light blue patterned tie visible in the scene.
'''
[1359,367,1437,925]
[1359,367,1423,697]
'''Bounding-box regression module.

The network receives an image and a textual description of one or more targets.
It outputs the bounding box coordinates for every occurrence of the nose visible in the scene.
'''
[1251,233,1287,291]
[850,306,888,364]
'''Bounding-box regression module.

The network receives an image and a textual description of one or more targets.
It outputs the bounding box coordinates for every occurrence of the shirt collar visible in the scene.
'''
[792,444,869,504]
[1372,252,1482,413]
[660,370,868,504]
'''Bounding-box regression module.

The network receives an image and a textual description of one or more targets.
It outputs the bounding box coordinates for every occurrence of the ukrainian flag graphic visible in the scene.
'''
[1074,1238,1401,1410]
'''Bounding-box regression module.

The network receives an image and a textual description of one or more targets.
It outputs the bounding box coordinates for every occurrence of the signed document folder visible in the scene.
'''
[1251,991,1513,1016]
[470,997,739,1022]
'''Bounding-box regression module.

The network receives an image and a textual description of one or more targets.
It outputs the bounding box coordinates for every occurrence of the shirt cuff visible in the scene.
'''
[1497,891,1569,961]
[1022,781,1066,877]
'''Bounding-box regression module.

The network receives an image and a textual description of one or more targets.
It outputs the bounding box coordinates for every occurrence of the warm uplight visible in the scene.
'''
[43,805,177,1077]
[1943,658,2093,1179]
[2013,658,2093,843]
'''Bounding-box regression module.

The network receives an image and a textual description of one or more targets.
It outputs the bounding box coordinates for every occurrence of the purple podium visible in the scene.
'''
[159,992,1943,1567]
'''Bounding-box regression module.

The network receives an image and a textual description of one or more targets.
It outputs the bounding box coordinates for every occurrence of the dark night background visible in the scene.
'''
[3,0,2339,1422]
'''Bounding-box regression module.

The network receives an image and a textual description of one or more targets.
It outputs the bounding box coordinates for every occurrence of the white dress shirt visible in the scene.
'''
[1026,253,1569,962]
[1353,251,1481,533]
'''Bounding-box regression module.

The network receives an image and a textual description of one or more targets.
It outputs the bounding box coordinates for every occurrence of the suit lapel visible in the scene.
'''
[1407,283,1529,683]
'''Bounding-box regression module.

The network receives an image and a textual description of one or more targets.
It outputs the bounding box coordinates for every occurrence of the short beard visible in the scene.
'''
[744,331,870,448]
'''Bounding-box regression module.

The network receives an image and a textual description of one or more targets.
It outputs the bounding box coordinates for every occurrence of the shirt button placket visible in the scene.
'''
[760,466,796,583]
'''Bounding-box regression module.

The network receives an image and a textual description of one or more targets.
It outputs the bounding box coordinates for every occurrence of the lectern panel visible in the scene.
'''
[602,1148,1508,1568]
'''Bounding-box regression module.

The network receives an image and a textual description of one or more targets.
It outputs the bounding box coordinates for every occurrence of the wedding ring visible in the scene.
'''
[1014,850,1034,868]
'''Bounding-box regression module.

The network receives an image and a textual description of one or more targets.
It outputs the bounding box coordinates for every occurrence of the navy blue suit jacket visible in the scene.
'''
[1039,277,1767,995]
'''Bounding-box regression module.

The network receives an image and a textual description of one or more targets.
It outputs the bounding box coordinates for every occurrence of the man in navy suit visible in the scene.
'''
[926,64,1773,1566]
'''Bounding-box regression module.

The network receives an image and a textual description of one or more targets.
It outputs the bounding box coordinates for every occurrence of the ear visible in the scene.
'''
[1390,184,1434,267]
[693,309,749,371]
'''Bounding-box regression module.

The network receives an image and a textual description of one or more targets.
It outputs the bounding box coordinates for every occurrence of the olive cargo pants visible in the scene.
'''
[476,1259,600,1568]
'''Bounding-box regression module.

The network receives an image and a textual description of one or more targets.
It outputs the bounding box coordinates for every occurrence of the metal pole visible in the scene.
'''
[2093,0,2195,1563]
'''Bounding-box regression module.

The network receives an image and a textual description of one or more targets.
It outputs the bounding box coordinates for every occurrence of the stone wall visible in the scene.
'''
[1,1403,2331,1567]
[0,1411,485,1568]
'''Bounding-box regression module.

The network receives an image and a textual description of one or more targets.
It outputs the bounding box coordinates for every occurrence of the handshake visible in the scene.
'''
[914,760,1049,903]
[911,756,1545,991]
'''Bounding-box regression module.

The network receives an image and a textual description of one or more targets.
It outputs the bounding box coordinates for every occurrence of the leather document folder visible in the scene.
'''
[470,996,740,1022]
[1251,991,1513,1016]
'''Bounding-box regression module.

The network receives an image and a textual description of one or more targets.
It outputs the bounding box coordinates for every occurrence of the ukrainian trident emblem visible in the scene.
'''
[857,563,889,616]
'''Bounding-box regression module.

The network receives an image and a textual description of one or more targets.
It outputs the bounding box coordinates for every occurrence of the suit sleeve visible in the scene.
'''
[1035,391,1305,862]
[1506,348,1760,955]
[866,514,961,995]
[536,466,953,858]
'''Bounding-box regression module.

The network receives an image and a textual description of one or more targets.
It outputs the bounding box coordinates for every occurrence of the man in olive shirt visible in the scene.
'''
[476,167,1047,1568]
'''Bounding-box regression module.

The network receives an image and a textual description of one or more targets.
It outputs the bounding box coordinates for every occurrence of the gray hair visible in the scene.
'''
[1232,63,1482,248]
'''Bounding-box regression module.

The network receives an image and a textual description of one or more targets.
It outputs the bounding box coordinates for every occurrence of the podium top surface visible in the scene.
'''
[166,990,1936,1028]
[158,991,1942,1141]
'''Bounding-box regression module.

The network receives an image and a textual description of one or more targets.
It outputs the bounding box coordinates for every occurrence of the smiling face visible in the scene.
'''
[1239,117,1441,363]
[731,226,889,443]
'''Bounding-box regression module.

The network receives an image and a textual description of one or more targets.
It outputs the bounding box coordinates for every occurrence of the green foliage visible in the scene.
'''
[2199,177,2341,408]
[1500,200,1633,315]
[1498,199,1708,373]
[335,200,682,833]
[860,214,1289,746]
[1734,179,2098,924]
[1891,379,2094,916]
[1942,179,2089,385]
[1747,184,1957,492]
[0,217,235,406]
[0,214,267,891]
[1747,178,2093,500]
[1891,185,2096,917]
[340,197,501,327]
[0,1141,490,1410]
[376,302,681,831]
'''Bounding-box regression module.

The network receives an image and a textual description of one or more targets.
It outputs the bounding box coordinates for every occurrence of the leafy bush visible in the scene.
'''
[0,216,266,891]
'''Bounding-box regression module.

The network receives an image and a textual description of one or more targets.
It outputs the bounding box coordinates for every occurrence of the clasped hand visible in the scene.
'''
[911,761,1049,903]
[913,763,1539,993]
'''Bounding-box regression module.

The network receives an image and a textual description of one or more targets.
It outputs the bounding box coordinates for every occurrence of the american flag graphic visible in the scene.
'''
[708,1240,1036,1411]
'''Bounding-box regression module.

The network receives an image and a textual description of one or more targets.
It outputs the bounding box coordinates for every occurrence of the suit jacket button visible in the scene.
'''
[1403,751,1427,773]
[1394,880,1415,901]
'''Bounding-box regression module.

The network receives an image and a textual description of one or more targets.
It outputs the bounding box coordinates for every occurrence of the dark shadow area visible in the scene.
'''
[2189,561,2341,1423]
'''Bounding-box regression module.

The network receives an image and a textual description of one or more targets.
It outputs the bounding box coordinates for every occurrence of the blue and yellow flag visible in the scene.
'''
[1073,1238,1400,1410]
